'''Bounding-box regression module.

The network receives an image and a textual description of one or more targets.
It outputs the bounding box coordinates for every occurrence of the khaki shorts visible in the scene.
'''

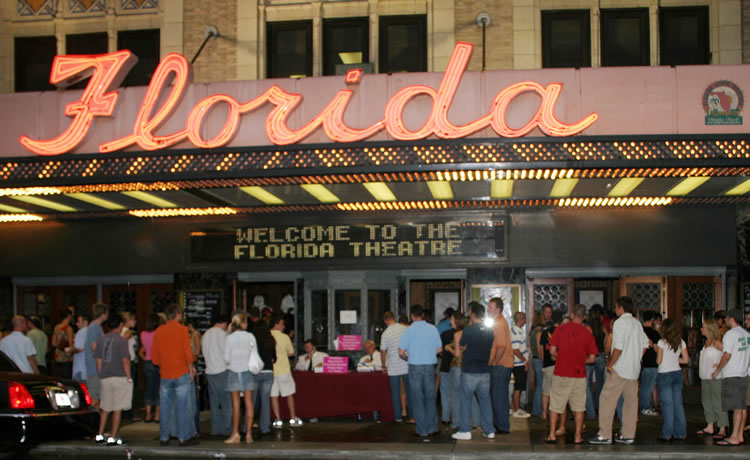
[100,376,133,412]
[549,375,587,414]
[542,366,555,396]
[271,372,296,397]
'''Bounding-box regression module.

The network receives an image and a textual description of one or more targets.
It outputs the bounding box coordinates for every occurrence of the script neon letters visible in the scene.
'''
[19,42,599,156]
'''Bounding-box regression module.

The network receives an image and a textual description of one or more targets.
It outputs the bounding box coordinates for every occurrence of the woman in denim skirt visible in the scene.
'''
[224,313,258,444]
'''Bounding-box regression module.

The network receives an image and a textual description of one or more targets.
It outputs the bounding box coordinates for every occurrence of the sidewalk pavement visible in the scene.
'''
[27,402,750,459]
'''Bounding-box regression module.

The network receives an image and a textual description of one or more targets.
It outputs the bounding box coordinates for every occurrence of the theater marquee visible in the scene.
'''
[191,219,506,263]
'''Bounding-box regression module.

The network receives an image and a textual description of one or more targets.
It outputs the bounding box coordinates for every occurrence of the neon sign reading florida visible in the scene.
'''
[19,42,599,156]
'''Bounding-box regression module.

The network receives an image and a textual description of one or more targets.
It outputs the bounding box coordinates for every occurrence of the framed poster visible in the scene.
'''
[433,291,460,322]
[578,290,605,310]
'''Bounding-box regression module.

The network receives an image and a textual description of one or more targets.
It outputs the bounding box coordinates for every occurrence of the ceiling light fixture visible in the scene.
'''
[9,196,76,212]
[0,203,29,213]
[66,192,126,210]
[121,191,178,208]
[725,178,750,196]
[426,181,454,200]
[549,178,579,197]
[300,184,340,203]
[363,182,397,201]
[608,178,644,196]
[491,180,514,198]
[239,186,285,205]
[666,177,710,196]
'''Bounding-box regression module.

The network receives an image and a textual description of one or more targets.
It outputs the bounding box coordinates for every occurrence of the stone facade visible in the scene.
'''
[0,0,746,92]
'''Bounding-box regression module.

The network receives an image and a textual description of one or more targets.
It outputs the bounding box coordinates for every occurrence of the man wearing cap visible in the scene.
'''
[712,308,750,446]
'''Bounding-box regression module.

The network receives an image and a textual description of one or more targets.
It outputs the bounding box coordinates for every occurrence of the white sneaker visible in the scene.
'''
[641,409,658,416]
[452,431,472,441]
[483,432,495,439]
[272,419,283,428]
[289,417,304,426]
[513,409,531,418]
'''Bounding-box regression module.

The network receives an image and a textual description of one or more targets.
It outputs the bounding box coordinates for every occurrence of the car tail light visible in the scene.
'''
[8,382,35,409]
[78,382,92,406]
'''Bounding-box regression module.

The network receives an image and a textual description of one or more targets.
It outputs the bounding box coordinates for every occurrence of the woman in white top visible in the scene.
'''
[655,319,689,441]
[223,313,258,444]
[697,319,727,438]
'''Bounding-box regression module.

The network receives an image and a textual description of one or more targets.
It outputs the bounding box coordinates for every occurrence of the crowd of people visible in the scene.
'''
[2,294,750,447]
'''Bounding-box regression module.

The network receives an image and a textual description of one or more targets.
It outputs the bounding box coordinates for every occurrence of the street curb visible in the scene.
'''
[28,443,750,460]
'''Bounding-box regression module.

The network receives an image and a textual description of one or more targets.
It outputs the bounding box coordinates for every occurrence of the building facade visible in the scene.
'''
[0,0,748,365]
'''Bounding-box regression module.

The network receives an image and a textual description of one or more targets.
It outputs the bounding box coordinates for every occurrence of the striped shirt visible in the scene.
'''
[380,323,408,376]
[511,325,529,367]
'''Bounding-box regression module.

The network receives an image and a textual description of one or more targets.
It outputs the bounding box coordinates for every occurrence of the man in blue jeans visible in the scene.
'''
[487,297,513,434]
[399,305,442,437]
[452,303,495,440]
[151,303,198,446]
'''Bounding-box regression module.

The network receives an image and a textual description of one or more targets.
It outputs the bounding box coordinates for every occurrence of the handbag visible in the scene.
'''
[248,342,264,375]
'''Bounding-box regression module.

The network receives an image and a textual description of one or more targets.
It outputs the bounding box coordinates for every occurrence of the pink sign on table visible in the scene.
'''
[323,356,349,374]
[337,334,362,351]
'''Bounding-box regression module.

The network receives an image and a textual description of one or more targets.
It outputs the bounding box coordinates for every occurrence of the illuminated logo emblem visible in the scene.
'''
[702,80,743,126]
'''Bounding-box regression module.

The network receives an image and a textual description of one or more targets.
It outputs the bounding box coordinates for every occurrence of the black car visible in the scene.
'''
[0,350,98,454]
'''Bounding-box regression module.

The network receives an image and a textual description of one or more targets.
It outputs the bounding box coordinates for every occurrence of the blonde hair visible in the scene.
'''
[702,318,722,345]
[230,312,247,333]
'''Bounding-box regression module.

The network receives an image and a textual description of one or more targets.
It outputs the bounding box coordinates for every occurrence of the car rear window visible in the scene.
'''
[0,351,20,372]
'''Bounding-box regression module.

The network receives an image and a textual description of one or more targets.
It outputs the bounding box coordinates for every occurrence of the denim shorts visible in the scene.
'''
[226,370,257,392]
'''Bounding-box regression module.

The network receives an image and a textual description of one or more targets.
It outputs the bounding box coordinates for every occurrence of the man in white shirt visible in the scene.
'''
[72,314,89,382]
[358,340,383,371]
[380,311,409,422]
[510,311,531,418]
[201,314,232,436]
[295,340,328,371]
[0,316,39,374]
[589,297,648,445]
[712,308,750,446]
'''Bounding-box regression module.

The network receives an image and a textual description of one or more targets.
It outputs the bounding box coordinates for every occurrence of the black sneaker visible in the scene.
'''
[588,435,612,445]
[614,433,634,444]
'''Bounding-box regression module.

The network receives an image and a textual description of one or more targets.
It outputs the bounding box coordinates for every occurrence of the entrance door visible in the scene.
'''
[102,284,174,332]
[619,276,665,321]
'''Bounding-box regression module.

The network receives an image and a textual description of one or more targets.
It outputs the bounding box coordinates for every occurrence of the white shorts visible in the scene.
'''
[271,372,296,397]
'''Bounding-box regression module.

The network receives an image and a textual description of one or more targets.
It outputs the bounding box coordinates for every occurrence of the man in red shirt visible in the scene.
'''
[151,303,197,446]
[546,304,598,444]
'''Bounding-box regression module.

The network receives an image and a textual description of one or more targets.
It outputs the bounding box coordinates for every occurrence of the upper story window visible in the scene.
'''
[601,9,649,66]
[15,36,57,92]
[66,32,108,89]
[659,6,710,65]
[542,10,591,68]
[267,20,313,78]
[117,29,160,87]
[323,18,369,76]
[379,15,426,73]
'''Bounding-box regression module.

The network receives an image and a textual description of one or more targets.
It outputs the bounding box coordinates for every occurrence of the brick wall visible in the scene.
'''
[454,1,513,71]
[183,0,238,83]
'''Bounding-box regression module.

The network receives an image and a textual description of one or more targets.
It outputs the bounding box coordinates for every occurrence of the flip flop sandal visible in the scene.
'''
[716,439,740,446]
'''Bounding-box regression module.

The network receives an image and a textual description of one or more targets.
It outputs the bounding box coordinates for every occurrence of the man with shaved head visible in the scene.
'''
[0,315,40,374]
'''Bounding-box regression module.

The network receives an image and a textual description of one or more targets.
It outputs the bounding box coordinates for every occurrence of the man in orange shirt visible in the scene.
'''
[151,303,197,446]
[487,297,514,434]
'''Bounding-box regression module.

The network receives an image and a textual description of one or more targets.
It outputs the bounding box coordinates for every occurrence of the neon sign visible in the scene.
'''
[19,42,599,156]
